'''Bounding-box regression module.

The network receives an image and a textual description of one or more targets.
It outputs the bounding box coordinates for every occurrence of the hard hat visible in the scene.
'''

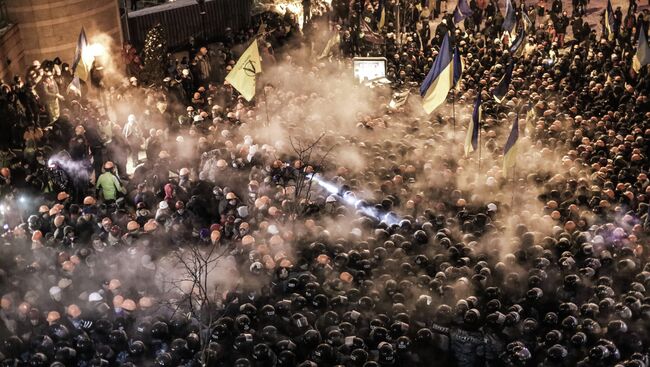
[104,161,114,170]
[49,206,61,216]
[216,159,227,168]
[38,205,49,214]
[88,292,102,302]
[211,230,221,242]
[242,235,255,246]
[143,220,158,232]
[46,311,61,323]
[127,221,140,231]
[108,279,121,290]
[31,230,43,242]
[67,304,81,318]
[57,192,69,201]
[226,192,237,200]
[179,168,189,176]
[139,297,153,308]
[121,299,136,311]
[54,215,65,227]
[83,196,96,206]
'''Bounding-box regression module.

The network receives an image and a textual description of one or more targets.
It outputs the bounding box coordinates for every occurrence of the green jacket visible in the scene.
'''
[96,172,125,201]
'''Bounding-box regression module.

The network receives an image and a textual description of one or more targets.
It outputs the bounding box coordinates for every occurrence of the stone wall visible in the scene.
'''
[5,0,123,68]
[0,24,24,81]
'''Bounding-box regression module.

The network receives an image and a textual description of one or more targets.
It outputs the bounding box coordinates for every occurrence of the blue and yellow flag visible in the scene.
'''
[493,61,514,103]
[72,27,89,82]
[509,30,525,56]
[464,92,481,156]
[502,0,516,34]
[420,34,454,114]
[633,23,650,73]
[604,0,615,41]
[503,113,520,177]
[376,0,386,30]
[453,0,473,24]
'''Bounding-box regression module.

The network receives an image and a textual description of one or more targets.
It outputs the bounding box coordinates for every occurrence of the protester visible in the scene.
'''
[0,1,649,366]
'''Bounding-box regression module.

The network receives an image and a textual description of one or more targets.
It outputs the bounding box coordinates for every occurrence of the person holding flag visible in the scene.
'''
[603,0,616,42]
[452,0,473,25]
[420,34,455,114]
[633,23,650,73]
[502,0,516,35]
[68,27,89,99]
[524,104,536,137]
[464,91,481,158]
[493,61,514,103]
[225,39,262,102]
[72,28,89,85]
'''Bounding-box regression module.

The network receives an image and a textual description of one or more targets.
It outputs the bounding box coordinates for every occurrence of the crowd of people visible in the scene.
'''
[0,0,650,366]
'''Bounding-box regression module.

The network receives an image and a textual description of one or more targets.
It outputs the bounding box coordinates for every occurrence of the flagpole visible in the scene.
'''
[262,82,270,128]
[452,90,456,142]
[511,162,517,209]
[478,119,482,173]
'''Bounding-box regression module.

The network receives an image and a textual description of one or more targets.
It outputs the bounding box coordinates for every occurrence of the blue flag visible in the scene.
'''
[509,30,525,56]
[420,34,454,114]
[464,91,481,156]
[503,113,520,176]
[502,0,516,33]
[453,0,473,24]
[493,61,514,103]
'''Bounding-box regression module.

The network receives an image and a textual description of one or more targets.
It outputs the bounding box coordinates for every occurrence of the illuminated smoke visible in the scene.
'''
[308,173,400,225]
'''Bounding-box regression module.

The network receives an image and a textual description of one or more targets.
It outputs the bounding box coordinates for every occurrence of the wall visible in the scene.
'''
[0,24,24,81]
[5,0,123,67]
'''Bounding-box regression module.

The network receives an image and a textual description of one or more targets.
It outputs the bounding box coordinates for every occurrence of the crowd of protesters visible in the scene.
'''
[0,0,650,366]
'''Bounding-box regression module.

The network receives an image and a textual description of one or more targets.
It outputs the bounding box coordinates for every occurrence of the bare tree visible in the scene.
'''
[159,243,229,366]
[287,133,336,218]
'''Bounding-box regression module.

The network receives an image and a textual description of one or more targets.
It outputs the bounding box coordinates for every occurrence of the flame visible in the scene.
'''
[82,43,107,66]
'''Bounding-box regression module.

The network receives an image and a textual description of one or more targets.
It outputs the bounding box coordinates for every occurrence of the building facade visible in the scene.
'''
[0,0,123,80]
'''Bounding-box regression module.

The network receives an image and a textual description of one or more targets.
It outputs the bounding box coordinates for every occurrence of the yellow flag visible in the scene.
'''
[225,40,262,101]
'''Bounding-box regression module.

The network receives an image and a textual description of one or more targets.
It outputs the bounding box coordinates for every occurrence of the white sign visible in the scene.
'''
[353,57,387,83]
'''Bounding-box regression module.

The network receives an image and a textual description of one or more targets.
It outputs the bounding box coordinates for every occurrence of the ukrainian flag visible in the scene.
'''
[502,0,516,34]
[377,0,386,30]
[420,34,454,114]
[604,0,615,41]
[226,39,262,101]
[633,23,650,73]
[453,0,473,24]
[464,92,481,156]
[503,113,520,177]
[509,30,525,57]
[493,61,514,103]
[72,27,89,82]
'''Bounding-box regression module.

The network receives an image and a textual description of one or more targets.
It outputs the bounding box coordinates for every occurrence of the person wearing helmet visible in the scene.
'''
[123,114,142,167]
[95,161,126,203]
[68,125,92,203]
[178,167,191,193]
